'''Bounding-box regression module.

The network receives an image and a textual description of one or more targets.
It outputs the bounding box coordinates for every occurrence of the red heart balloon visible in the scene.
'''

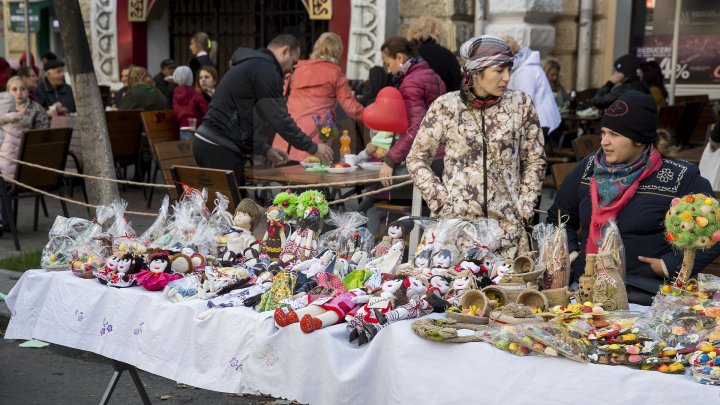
[362,86,408,133]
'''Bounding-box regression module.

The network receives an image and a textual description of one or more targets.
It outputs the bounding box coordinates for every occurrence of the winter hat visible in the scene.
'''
[459,35,513,75]
[0,92,16,114]
[600,90,657,144]
[172,66,193,86]
[43,60,65,71]
[613,54,639,77]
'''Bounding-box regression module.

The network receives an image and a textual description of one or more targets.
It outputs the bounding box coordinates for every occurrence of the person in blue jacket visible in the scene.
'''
[548,90,720,305]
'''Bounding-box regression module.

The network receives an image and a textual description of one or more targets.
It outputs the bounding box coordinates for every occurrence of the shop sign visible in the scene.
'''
[302,0,332,20]
[9,1,41,33]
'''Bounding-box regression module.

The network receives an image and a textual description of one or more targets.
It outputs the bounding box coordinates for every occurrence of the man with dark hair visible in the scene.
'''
[194,34,333,187]
[41,52,57,67]
[36,60,76,113]
[592,54,650,109]
[154,59,177,108]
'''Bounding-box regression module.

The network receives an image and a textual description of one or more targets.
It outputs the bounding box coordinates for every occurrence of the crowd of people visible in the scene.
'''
[0,19,715,305]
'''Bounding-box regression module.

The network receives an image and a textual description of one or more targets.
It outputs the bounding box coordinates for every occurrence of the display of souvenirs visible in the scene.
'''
[262,204,288,262]
[371,220,411,258]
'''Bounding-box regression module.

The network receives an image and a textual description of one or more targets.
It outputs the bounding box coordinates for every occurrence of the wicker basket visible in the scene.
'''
[543,287,576,307]
[482,285,525,306]
[71,268,97,279]
[516,289,549,309]
[502,265,545,284]
[512,255,535,274]
[459,290,494,317]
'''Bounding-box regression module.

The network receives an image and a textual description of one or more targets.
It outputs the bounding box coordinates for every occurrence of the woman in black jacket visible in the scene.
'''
[407,16,462,92]
[548,90,720,305]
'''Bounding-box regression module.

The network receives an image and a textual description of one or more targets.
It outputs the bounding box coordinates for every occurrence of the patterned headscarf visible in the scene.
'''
[459,35,513,75]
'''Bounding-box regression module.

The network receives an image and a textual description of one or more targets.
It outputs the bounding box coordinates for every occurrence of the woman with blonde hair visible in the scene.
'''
[273,32,364,162]
[543,58,570,107]
[407,16,461,91]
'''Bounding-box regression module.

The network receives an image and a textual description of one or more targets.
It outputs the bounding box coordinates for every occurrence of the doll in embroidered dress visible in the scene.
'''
[262,204,287,262]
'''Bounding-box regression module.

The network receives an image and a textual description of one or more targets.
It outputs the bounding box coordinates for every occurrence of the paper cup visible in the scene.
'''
[344,153,357,166]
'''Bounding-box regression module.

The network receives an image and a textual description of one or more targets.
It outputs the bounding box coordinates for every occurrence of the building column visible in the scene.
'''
[481,0,563,55]
[346,0,388,80]
[90,0,119,87]
[398,0,474,53]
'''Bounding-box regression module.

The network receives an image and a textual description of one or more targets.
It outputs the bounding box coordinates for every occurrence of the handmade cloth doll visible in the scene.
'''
[441,270,478,307]
[262,204,287,262]
[196,272,274,319]
[363,277,432,341]
[425,274,452,312]
[282,206,323,262]
[372,221,411,258]
[135,254,181,291]
[275,286,369,333]
[95,253,122,284]
[257,270,297,312]
[226,198,264,256]
[347,276,409,345]
[364,241,405,288]
[107,253,143,288]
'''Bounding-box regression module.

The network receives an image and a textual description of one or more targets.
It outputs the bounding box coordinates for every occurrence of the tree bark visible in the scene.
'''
[54,0,119,205]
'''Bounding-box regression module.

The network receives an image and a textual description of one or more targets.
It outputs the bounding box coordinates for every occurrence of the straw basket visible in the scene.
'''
[516,289,549,309]
[502,265,545,284]
[513,255,535,274]
[542,287,576,307]
[482,284,526,306]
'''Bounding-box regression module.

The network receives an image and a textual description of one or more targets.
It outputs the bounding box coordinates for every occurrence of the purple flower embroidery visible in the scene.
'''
[229,357,242,371]
[133,322,144,336]
[11,309,17,318]
[75,310,84,322]
[100,318,113,336]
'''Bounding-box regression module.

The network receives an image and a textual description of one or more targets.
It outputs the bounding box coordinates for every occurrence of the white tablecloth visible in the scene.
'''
[5,270,720,404]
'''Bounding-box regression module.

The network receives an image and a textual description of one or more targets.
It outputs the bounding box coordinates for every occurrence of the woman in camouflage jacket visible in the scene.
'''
[406,36,546,259]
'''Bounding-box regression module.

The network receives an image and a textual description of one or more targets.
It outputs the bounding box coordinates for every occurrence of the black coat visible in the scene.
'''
[153,73,176,109]
[36,78,76,113]
[592,77,649,109]
[189,54,214,79]
[416,40,462,92]
[196,48,317,157]
[547,155,720,305]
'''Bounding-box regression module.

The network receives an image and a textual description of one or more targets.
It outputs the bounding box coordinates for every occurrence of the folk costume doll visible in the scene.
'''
[347,276,410,346]
[107,253,143,288]
[226,198,264,256]
[372,221,411,258]
[262,204,287,262]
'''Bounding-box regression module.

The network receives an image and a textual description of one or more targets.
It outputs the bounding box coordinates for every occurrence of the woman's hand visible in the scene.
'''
[380,163,393,188]
[638,256,666,278]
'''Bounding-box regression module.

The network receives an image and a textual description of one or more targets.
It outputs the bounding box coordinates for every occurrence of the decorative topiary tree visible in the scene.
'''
[665,194,720,288]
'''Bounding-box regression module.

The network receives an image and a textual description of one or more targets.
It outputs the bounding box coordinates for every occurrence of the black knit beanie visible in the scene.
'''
[613,54,639,77]
[600,90,658,144]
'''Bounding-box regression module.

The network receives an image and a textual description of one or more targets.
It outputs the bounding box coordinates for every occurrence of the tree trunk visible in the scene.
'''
[54,0,119,206]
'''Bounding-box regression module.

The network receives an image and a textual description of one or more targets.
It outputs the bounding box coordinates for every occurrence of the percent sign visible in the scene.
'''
[676,64,690,79]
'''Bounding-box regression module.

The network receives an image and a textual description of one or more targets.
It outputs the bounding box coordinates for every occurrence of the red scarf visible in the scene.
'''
[586,150,662,254]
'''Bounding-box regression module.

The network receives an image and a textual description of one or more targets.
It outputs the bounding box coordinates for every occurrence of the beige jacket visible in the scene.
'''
[406,90,546,258]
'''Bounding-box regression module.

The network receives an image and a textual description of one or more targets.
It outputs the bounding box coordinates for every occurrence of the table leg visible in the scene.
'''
[99,360,152,405]
[408,185,421,257]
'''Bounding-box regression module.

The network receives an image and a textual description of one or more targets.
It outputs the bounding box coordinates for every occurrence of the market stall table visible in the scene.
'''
[5,270,719,404]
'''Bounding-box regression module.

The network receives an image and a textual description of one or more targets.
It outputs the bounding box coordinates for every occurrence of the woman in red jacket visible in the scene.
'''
[273,32,364,162]
[378,36,446,187]
[172,66,208,140]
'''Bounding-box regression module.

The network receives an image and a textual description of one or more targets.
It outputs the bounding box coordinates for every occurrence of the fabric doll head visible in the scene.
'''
[429,275,451,295]
[432,249,453,269]
[105,254,121,271]
[117,253,143,276]
[414,249,431,268]
[266,204,285,222]
[299,206,323,232]
[384,220,412,239]
[403,276,427,299]
[170,253,193,274]
[449,270,478,292]
[147,254,171,274]
[234,198,264,231]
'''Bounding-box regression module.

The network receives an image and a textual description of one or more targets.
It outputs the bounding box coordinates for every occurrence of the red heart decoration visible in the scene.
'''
[362,86,408,133]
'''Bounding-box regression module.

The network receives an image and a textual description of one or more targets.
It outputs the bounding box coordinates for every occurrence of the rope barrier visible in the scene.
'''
[0,156,175,189]
[0,156,411,191]
[0,175,158,217]
[239,174,411,190]
[328,180,415,205]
